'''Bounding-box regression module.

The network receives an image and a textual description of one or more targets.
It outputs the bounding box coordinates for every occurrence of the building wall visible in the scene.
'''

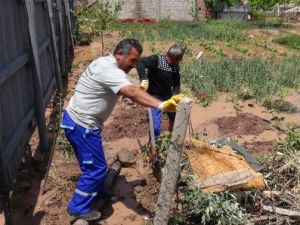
[76,0,201,21]
[109,0,197,21]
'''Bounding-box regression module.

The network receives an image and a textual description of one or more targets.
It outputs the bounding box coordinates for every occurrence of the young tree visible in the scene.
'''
[74,1,122,54]
[90,1,122,55]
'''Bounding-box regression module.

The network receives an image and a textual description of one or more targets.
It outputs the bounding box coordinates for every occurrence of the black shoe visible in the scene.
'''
[99,191,118,202]
[68,209,101,221]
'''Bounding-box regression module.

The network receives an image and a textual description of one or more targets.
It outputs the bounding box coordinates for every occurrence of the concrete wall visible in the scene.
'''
[108,0,197,21]
[76,0,198,21]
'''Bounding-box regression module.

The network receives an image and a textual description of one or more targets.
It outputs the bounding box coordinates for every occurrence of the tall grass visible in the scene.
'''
[181,57,300,103]
[110,19,292,44]
[112,20,247,42]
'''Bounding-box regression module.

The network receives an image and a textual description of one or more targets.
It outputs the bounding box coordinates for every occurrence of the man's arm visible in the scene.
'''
[136,55,158,81]
[118,85,161,108]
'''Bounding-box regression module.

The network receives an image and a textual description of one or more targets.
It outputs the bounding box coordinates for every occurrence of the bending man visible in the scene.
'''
[61,38,182,221]
[137,44,185,140]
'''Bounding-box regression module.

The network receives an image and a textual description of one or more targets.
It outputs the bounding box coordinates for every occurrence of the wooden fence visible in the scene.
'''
[0,0,74,224]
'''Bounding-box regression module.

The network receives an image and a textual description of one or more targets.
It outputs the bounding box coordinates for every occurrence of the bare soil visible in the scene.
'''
[214,113,270,136]
[2,26,300,224]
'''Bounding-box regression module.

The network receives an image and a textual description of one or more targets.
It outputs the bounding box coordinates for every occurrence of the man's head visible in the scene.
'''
[166,44,185,66]
[114,38,143,73]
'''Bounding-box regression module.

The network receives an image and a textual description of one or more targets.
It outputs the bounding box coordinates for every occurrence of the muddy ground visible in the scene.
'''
[1,26,300,225]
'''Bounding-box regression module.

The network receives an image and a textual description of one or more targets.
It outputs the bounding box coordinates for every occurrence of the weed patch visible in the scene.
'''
[181,57,300,105]
[274,34,300,50]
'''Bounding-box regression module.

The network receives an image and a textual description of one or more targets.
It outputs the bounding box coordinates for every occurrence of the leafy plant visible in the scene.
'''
[184,189,250,225]
[266,127,300,210]
[73,1,121,53]
[274,34,300,50]
[89,1,121,55]
[73,4,94,45]
[263,98,298,113]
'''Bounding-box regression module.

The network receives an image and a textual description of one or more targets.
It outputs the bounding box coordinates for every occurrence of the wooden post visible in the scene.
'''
[148,108,157,158]
[56,0,66,76]
[153,97,193,225]
[46,0,63,94]
[63,0,74,51]
[25,0,49,151]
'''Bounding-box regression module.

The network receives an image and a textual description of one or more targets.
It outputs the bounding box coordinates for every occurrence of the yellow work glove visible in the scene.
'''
[171,94,185,103]
[158,98,178,112]
[140,80,149,91]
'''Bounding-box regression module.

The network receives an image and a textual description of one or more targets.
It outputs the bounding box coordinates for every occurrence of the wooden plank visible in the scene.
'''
[46,0,63,94]
[153,98,193,225]
[2,108,34,169]
[25,0,49,151]
[56,0,65,75]
[0,37,50,87]
[38,37,51,55]
[43,75,55,107]
[63,0,74,51]
[0,53,29,86]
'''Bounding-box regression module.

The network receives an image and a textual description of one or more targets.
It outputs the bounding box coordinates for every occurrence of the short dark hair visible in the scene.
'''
[167,44,185,59]
[113,38,143,56]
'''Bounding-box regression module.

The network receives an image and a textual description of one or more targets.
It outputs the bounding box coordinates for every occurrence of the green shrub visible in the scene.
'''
[274,34,300,50]
[184,189,250,225]
[263,99,298,113]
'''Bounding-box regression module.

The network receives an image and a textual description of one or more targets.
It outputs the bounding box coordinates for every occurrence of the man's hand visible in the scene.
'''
[158,98,178,112]
[140,80,149,91]
[171,94,184,103]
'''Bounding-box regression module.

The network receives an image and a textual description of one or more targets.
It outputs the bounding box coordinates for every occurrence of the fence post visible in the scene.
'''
[153,97,193,225]
[148,108,157,157]
[56,0,66,76]
[63,0,74,51]
[25,0,49,151]
[46,0,63,94]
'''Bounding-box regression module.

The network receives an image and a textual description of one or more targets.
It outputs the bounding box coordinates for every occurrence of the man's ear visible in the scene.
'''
[115,50,123,60]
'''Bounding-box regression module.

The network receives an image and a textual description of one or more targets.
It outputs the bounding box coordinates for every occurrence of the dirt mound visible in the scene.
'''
[243,140,276,155]
[102,102,148,142]
[215,113,270,136]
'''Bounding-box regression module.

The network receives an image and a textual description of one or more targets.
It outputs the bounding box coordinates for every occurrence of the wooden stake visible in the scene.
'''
[153,97,193,225]
[148,108,157,158]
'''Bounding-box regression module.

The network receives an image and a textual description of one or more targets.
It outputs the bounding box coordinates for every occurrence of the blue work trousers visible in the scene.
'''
[149,94,176,140]
[61,111,107,215]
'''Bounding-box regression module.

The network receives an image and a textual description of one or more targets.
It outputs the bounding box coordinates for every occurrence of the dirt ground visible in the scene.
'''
[1,26,300,225]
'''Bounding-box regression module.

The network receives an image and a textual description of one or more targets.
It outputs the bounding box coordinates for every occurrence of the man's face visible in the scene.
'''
[166,55,183,66]
[116,48,140,73]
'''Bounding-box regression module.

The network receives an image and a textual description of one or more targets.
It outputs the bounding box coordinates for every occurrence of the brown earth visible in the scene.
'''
[2,25,300,225]
[214,113,271,136]
[102,101,148,142]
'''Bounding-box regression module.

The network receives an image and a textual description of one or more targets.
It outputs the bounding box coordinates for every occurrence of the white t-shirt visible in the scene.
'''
[66,55,132,130]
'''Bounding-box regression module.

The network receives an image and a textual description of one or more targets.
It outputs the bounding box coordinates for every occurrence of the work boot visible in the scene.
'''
[92,192,118,210]
[67,208,101,221]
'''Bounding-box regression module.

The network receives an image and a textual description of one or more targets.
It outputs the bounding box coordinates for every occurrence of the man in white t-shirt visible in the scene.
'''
[61,38,182,221]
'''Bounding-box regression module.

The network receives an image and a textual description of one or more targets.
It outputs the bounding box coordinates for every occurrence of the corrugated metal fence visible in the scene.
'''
[0,0,74,224]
